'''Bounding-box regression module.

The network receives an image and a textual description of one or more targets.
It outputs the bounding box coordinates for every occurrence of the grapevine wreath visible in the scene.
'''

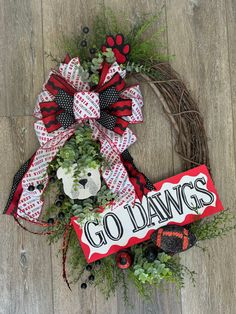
[4,13,235,301]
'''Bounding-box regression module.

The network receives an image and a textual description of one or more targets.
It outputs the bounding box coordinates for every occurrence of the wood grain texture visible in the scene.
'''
[226,0,236,170]
[0,117,53,314]
[0,0,235,313]
[42,0,104,72]
[0,0,44,116]
[166,1,236,313]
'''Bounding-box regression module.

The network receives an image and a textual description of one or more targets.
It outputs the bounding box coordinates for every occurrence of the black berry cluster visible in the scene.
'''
[79,26,97,56]
[49,170,56,183]
[80,260,101,290]
[47,194,66,224]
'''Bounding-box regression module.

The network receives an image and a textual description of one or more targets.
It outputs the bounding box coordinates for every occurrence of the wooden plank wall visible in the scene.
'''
[0,0,235,313]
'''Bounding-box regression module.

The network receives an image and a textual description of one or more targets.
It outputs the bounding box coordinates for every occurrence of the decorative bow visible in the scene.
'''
[39,61,133,136]
[5,55,154,221]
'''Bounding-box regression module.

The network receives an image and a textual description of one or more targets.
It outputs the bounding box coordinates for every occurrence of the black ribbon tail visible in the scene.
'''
[4,154,35,215]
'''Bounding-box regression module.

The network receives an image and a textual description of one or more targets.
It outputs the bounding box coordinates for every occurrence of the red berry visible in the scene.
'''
[116,251,132,269]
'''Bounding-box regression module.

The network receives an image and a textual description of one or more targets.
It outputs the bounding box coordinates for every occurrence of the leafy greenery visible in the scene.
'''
[128,244,196,298]
[67,229,88,283]
[126,13,169,66]
[126,61,151,74]
[190,209,236,241]
[92,255,125,299]
[72,182,116,227]
[44,184,116,226]
[73,48,116,85]
[92,8,170,66]
[48,125,103,184]
[43,123,116,230]
[48,7,171,82]
[132,253,173,285]
[165,255,196,290]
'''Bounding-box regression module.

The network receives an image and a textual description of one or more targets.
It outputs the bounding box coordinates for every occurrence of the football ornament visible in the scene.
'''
[151,226,197,254]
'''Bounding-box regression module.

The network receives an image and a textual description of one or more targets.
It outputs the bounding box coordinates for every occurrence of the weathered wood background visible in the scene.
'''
[0,0,235,313]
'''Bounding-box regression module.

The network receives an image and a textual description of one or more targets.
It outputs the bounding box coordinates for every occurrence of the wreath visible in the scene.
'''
[4,12,235,302]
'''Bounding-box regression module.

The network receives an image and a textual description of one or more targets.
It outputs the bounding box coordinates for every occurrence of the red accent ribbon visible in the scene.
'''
[13,215,57,235]
[182,229,189,250]
[121,157,152,199]
[39,74,77,133]
[45,74,76,97]
[109,99,132,117]
[156,228,163,247]
[62,224,72,290]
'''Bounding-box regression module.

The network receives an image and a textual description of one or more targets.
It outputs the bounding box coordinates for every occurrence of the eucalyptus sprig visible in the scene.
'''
[128,244,196,298]
[73,182,117,227]
[49,125,104,182]
[75,48,116,85]
[133,253,173,285]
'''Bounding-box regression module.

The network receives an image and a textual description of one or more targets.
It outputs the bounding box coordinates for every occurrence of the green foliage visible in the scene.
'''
[92,255,125,299]
[67,229,88,283]
[127,13,169,66]
[60,33,90,63]
[90,7,170,66]
[73,182,117,227]
[43,203,72,244]
[128,244,196,298]
[190,209,236,241]
[43,182,116,229]
[101,48,116,64]
[79,49,116,84]
[133,253,173,285]
[125,61,151,74]
[49,125,103,182]
[51,7,171,77]
[69,49,116,85]
[92,7,126,49]
[165,255,196,290]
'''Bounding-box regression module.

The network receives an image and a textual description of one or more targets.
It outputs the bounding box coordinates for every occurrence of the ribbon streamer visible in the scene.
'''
[4,56,154,221]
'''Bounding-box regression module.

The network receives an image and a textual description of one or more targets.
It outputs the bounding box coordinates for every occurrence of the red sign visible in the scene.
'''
[72,165,223,263]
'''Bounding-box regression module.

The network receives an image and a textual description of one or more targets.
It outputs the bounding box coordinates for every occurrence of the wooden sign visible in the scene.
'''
[72,165,223,263]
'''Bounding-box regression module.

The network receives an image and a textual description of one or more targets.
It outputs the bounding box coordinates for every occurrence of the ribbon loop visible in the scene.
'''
[55,90,74,115]
[45,73,76,97]
[99,86,120,109]
[109,99,132,117]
